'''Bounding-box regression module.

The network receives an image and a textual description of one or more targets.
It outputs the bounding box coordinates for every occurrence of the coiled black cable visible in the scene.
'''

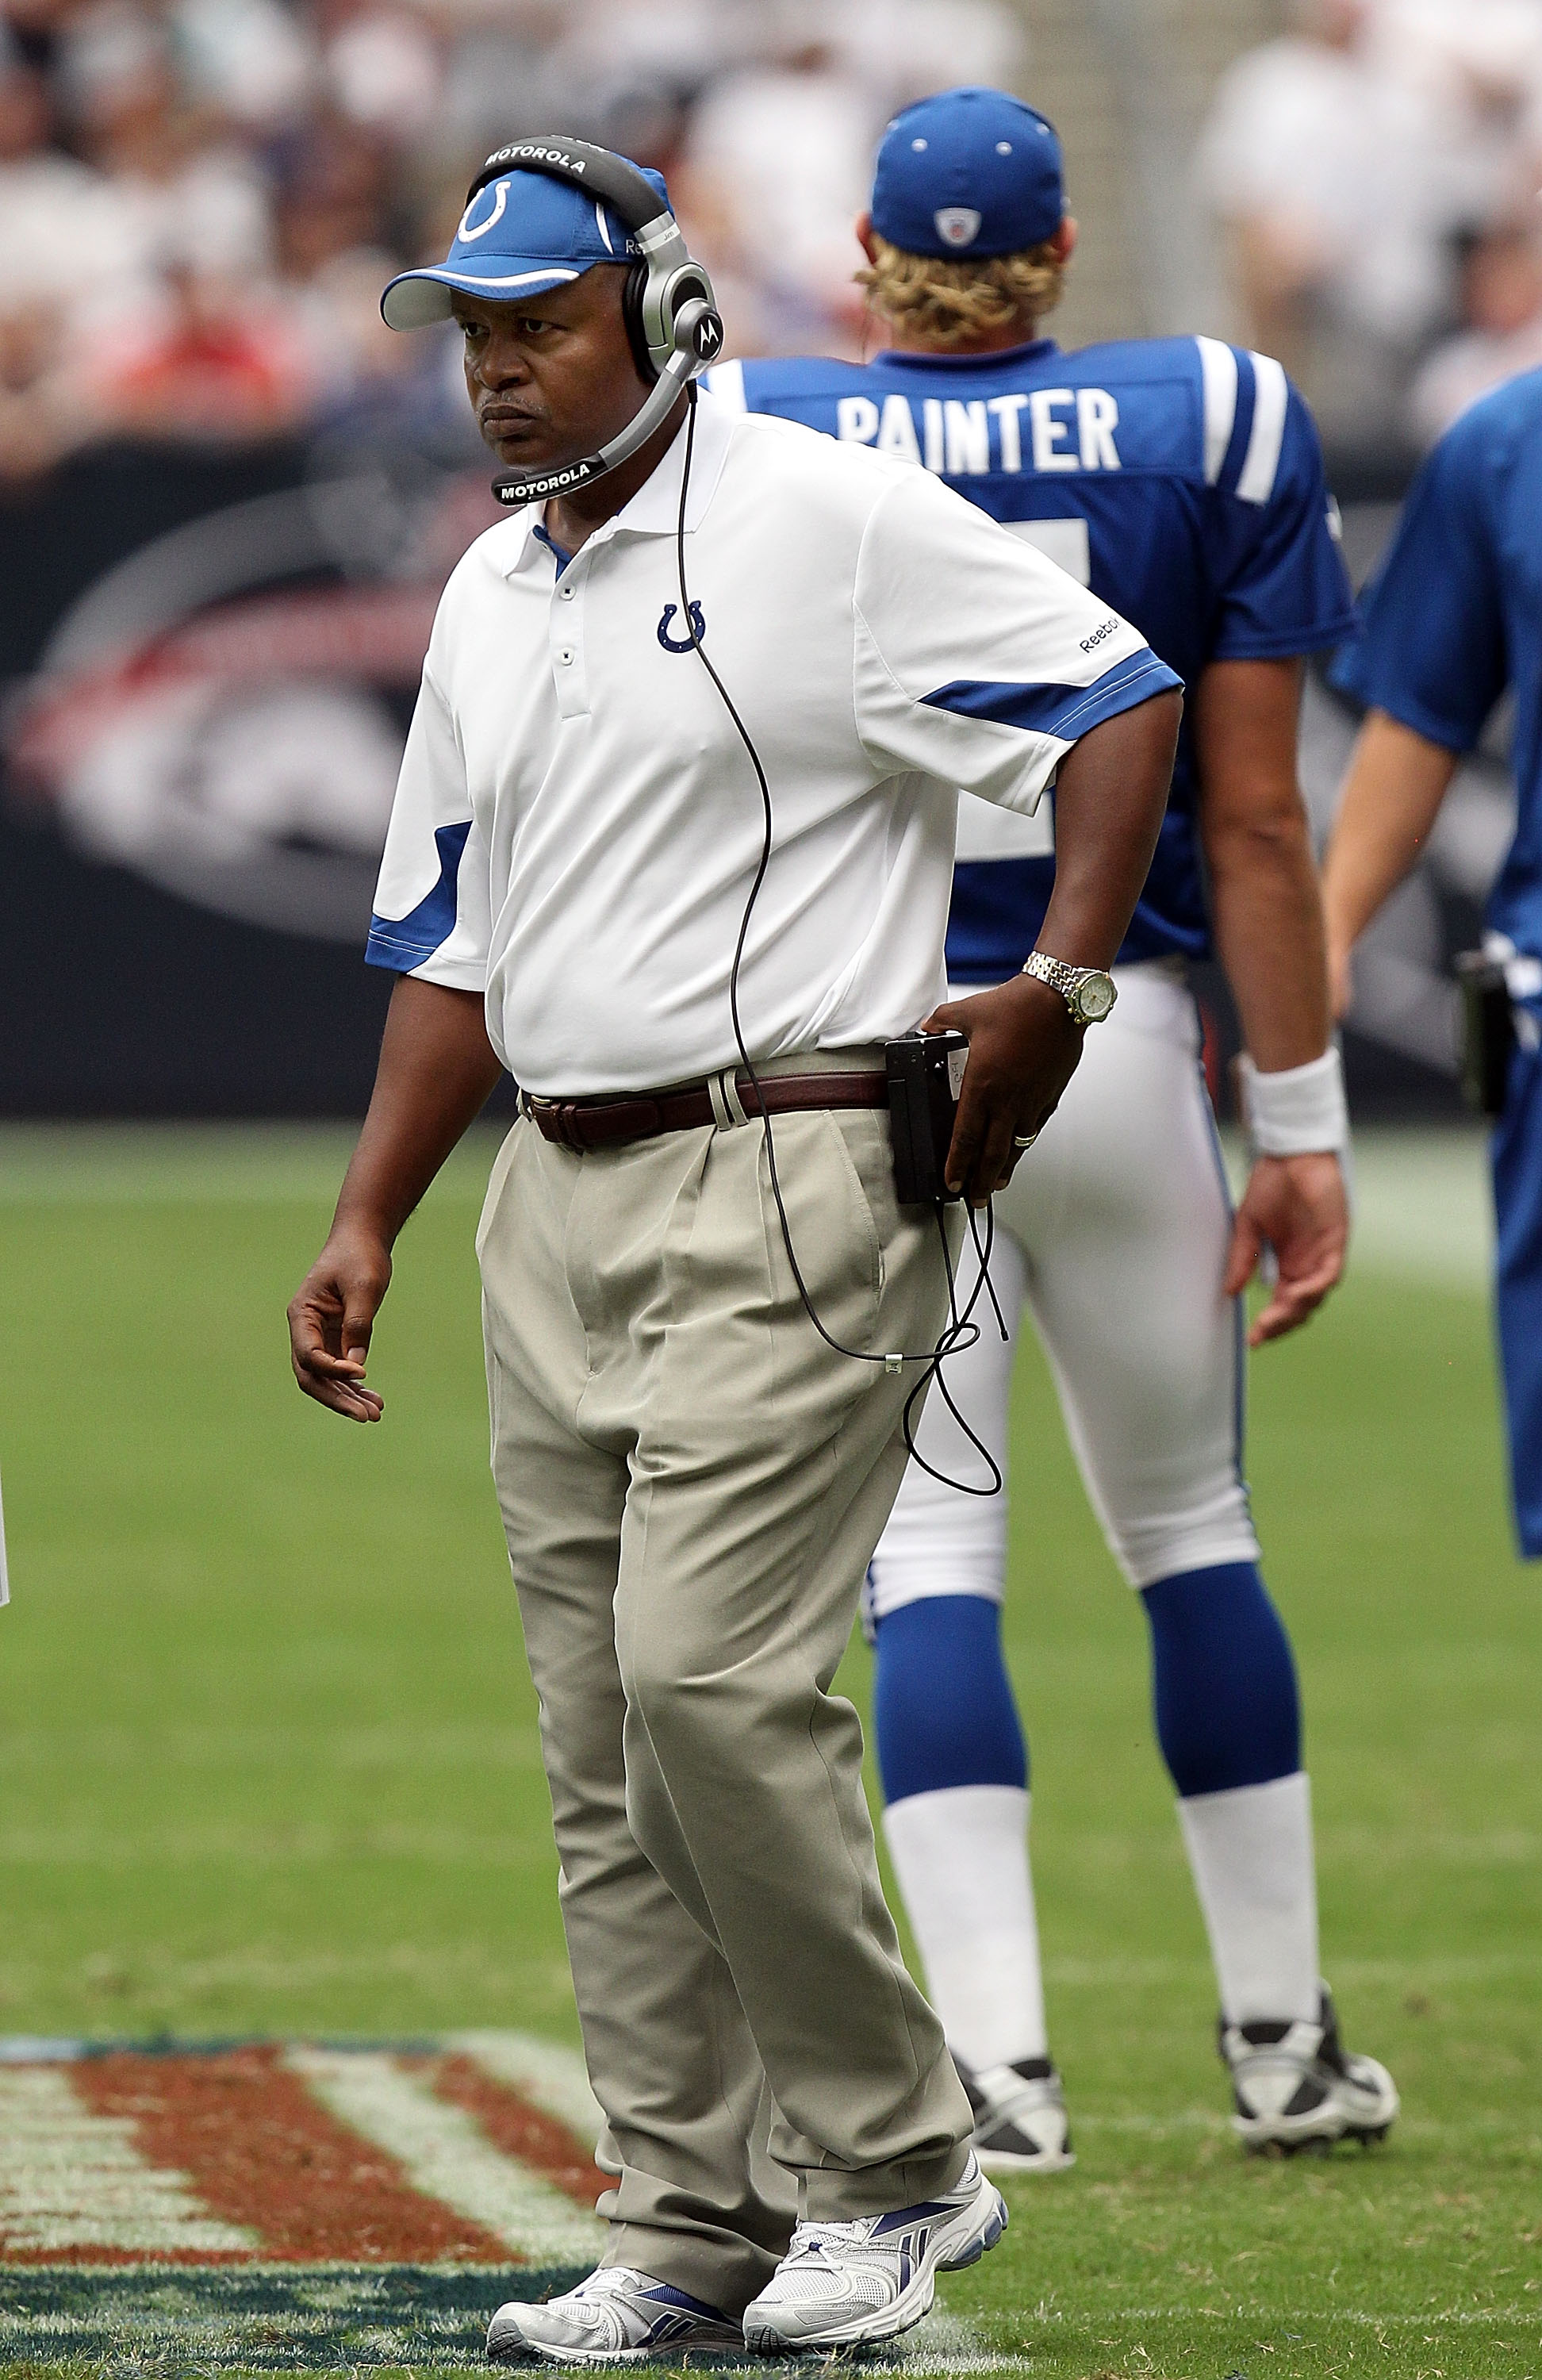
[672,382,1007,1495]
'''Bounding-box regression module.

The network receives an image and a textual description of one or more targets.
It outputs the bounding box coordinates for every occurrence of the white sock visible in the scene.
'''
[882,1783,1049,2070]
[1177,1771,1319,2026]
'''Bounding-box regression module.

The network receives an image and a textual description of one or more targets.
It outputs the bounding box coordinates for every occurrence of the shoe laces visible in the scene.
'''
[784,2216,876,2261]
[569,2268,651,2300]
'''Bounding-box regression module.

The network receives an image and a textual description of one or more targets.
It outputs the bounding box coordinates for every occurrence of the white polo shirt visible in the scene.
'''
[367,391,1178,1096]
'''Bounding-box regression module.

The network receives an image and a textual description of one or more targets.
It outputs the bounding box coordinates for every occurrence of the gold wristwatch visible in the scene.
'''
[1021,950,1118,1025]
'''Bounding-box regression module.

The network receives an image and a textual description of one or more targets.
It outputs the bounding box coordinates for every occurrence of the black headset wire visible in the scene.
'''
[672,382,1008,1495]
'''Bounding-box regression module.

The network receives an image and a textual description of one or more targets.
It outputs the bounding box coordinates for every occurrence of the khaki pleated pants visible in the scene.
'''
[476,1072,972,2313]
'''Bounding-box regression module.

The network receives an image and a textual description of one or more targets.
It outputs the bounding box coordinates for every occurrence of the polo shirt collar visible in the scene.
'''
[501,389,735,578]
[615,386,735,535]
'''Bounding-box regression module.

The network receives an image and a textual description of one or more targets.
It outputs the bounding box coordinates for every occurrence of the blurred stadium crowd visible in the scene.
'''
[0,0,1026,483]
[1200,0,1542,469]
[2,0,1541,489]
[1,0,1537,1114]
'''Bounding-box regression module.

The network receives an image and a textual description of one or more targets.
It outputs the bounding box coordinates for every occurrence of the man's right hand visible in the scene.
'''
[285,975,505,1423]
[288,1224,393,1422]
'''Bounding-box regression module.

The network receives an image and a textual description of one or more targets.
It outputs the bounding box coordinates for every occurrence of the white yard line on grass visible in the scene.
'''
[286,2046,604,2264]
[0,2067,255,2254]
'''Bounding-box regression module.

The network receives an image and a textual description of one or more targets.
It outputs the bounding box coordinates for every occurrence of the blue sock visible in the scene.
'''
[1141,1561,1301,1798]
[872,1595,1027,1807]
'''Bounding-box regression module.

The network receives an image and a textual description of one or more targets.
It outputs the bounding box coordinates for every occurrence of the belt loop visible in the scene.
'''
[708,1068,750,1130]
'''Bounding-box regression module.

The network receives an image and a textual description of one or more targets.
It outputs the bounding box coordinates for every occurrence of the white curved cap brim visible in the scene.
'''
[381,260,583,330]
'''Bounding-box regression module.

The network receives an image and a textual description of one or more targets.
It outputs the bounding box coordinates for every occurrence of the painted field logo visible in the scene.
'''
[0,2034,604,2267]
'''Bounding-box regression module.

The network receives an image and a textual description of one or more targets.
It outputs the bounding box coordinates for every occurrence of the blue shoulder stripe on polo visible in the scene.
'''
[921,650,1181,743]
[366,820,472,972]
[1217,349,1257,496]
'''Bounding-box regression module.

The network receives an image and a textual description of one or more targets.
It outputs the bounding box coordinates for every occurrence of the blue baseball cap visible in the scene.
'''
[382,163,669,330]
[870,87,1063,260]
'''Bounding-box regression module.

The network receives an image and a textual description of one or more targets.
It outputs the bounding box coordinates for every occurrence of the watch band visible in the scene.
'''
[1020,950,1118,1023]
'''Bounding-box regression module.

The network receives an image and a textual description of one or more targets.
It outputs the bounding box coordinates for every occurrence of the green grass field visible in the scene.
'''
[0,1126,1537,2378]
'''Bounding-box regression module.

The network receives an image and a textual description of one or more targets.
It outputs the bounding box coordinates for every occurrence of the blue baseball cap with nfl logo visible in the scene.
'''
[870,87,1064,260]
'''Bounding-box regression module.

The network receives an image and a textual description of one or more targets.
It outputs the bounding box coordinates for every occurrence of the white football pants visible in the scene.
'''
[869,962,1261,1614]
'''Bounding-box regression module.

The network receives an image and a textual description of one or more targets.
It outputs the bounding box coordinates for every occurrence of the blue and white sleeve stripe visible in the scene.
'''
[921,648,1182,744]
[366,820,472,972]
[1194,337,1289,506]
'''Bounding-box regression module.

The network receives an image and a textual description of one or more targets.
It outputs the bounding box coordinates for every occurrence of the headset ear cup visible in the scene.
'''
[622,263,657,385]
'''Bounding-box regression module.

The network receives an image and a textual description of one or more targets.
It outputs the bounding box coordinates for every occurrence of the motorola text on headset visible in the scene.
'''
[463,135,1009,1493]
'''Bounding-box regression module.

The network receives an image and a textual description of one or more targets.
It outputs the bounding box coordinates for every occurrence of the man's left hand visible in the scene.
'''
[921,973,1086,1203]
[1225,1150,1348,1345]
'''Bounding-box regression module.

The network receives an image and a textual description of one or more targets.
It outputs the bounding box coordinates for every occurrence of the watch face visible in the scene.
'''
[1077,972,1117,1023]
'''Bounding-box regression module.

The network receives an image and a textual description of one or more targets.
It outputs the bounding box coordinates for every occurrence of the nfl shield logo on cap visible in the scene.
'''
[934,206,983,248]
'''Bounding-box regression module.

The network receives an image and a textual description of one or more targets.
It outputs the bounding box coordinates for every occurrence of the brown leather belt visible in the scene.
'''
[522,1069,888,1154]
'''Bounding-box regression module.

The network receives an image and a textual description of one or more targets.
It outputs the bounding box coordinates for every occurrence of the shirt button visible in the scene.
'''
[558,585,574,600]
[558,648,574,665]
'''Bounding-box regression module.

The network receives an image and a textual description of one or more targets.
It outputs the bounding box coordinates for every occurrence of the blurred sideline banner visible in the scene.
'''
[1,432,500,1117]
[0,443,1495,1119]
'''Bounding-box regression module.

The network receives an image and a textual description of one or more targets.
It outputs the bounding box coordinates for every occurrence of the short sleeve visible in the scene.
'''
[366,658,490,989]
[1212,371,1359,659]
[1329,412,1508,754]
[852,467,1182,814]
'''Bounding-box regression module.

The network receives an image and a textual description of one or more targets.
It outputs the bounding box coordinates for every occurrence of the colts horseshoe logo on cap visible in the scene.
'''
[458,179,510,241]
[658,601,706,652]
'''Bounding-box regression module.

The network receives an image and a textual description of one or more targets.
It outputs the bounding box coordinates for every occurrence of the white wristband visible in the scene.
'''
[1236,1046,1348,1156]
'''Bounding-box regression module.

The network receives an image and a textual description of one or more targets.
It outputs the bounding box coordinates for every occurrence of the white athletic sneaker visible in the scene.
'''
[957,2054,1075,2175]
[486,2268,744,2365]
[1221,1985,1400,2155]
[740,2152,1007,2352]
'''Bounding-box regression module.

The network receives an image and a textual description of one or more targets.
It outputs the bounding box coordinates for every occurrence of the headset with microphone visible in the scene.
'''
[459,136,725,508]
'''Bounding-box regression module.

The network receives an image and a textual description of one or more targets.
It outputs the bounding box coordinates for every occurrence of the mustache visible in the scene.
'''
[478,399,543,426]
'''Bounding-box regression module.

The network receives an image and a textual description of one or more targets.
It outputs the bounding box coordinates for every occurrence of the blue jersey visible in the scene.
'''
[1332,367,1542,968]
[709,337,1355,975]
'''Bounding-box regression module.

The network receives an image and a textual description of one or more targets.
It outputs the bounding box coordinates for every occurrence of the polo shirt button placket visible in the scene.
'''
[550,565,589,717]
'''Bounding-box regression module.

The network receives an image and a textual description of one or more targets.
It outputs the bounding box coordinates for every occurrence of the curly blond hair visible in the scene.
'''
[855,232,1065,348]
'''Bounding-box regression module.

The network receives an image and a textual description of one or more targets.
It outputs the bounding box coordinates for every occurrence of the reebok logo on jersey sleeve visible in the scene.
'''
[1080,619,1118,654]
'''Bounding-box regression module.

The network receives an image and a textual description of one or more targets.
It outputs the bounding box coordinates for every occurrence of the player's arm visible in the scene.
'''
[1321,709,1460,1016]
[1194,654,1348,1345]
[287,977,503,1421]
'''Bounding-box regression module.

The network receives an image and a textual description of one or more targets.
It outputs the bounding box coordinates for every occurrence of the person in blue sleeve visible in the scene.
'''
[709,86,1399,2165]
[1325,364,1542,1561]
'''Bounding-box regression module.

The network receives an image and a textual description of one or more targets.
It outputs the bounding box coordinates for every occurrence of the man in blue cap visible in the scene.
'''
[712,86,1399,2167]
[290,143,1184,2356]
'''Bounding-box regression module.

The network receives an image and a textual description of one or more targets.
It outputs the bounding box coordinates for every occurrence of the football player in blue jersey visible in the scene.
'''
[1324,367,1542,1564]
[707,85,1399,2166]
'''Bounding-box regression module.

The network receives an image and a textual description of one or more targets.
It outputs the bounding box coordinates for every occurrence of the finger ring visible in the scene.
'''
[1013,1130,1039,1150]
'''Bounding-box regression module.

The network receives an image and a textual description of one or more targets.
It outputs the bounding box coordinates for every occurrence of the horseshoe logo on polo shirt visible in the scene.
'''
[657,601,706,653]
